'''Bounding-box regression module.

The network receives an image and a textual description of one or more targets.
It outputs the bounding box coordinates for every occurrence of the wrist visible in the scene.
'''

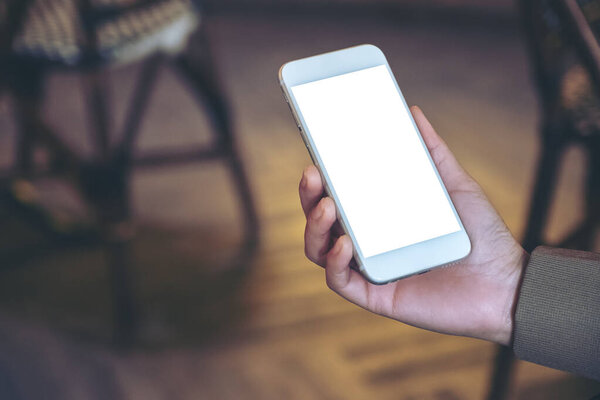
[495,248,529,346]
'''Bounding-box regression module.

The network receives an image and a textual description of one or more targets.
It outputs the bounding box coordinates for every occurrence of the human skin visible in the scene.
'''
[299,106,529,346]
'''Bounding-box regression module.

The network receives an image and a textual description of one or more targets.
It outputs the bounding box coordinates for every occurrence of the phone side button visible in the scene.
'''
[302,137,310,151]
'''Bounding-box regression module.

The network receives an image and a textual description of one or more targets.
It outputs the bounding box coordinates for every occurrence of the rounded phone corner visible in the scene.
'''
[359,43,384,56]
[359,264,393,286]
[279,62,294,84]
[464,237,472,258]
[458,231,472,260]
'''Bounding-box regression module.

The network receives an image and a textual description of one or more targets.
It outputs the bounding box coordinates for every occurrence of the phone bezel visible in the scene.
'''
[279,44,471,284]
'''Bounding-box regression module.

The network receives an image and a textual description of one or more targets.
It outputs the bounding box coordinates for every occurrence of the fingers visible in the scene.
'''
[299,165,324,217]
[410,106,477,192]
[331,220,345,237]
[325,235,354,290]
[304,197,337,265]
[325,236,371,308]
[300,165,344,266]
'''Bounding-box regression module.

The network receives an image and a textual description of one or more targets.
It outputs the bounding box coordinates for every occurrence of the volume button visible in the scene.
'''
[304,141,316,164]
[291,112,300,127]
[283,95,301,128]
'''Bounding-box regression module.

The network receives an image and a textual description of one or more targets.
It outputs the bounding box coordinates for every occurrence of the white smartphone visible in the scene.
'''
[279,44,471,284]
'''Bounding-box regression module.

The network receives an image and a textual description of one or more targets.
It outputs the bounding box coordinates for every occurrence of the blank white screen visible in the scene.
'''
[292,65,460,258]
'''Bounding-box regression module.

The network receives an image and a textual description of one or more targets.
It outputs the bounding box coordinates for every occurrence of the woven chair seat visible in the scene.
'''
[12,0,198,67]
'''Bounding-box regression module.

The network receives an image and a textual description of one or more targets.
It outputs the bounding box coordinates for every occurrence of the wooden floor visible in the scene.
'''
[0,12,599,400]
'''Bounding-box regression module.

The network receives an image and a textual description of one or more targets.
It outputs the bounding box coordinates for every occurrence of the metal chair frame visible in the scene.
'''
[0,0,259,347]
[487,0,600,398]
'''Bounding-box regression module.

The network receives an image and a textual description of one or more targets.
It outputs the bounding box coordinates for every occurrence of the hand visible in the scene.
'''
[299,106,528,345]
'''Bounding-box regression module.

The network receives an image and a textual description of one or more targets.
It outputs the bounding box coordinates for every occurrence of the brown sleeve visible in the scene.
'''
[513,246,600,380]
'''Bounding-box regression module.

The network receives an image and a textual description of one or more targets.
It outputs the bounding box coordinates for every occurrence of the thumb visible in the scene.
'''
[410,106,477,192]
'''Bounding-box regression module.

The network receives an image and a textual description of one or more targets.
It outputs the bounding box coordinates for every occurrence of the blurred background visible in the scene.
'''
[0,0,599,399]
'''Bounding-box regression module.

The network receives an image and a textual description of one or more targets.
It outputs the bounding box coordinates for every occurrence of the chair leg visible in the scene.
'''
[82,71,112,161]
[14,102,36,176]
[6,66,77,240]
[486,125,565,400]
[81,160,138,348]
[521,129,566,252]
[558,139,598,248]
[225,145,260,248]
[172,51,259,247]
[487,346,515,400]
[583,138,600,249]
[118,55,164,163]
[81,69,138,347]
[10,64,45,176]
[103,58,164,346]
[106,230,137,348]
